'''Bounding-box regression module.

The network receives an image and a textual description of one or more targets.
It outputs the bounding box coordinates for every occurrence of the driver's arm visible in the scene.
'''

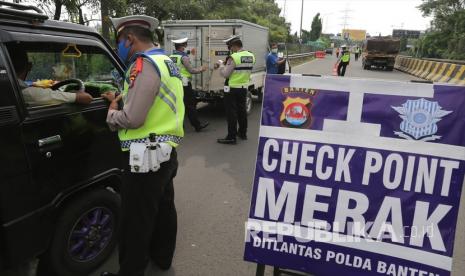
[22,86,76,106]
[21,86,92,106]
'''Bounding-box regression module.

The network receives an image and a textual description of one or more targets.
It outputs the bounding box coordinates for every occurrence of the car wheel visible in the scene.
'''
[40,189,120,276]
[246,91,253,115]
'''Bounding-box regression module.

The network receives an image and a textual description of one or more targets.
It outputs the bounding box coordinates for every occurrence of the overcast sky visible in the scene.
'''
[275,0,432,36]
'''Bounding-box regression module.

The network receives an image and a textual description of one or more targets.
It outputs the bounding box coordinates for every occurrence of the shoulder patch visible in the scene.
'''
[164,59,182,78]
[241,56,254,63]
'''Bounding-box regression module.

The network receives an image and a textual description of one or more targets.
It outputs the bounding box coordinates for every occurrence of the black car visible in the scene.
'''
[0,2,125,275]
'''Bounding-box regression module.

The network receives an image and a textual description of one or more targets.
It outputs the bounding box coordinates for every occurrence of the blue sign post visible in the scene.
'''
[244,75,465,276]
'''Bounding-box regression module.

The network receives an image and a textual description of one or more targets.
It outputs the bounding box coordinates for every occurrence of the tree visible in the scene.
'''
[309,13,322,41]
[400,36,408,52]
[417,0,465,59]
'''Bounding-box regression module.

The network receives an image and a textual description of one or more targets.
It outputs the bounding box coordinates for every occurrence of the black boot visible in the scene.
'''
[195,122,209,132]
[217,136,237,144]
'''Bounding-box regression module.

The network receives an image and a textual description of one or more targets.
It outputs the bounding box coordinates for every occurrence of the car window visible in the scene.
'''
[6,41,123,109]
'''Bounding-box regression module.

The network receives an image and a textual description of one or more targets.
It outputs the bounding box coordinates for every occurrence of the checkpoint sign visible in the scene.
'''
[244,75,465,276]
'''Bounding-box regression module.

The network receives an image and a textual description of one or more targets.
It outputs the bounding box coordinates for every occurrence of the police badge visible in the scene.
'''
[280,97,312,128]
[392,98,452,141]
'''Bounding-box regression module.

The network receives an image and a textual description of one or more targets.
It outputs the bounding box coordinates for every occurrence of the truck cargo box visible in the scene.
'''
[162,19,269,112]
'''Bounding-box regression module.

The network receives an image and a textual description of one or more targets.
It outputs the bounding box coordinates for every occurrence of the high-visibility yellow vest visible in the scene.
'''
[170,51,192,79]
[341,52,350,63]
[118,49,185,151]
[229,50,256,88]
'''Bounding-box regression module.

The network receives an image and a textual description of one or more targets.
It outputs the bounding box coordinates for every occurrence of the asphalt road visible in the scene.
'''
[91,56,430,276]
[293,54,423,81]
[92,104,262,276]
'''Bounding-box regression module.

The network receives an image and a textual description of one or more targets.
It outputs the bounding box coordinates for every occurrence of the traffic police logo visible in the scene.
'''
[280,97,312,128]
[392,98,452,141]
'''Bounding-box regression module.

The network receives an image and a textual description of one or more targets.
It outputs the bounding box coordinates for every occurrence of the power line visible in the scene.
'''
[340,5,353,31]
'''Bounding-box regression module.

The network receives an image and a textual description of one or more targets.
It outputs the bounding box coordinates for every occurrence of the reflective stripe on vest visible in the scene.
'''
[341,52,350,63]
[170,52,192,79]
[118,52,185,151]
[229,51,256,88]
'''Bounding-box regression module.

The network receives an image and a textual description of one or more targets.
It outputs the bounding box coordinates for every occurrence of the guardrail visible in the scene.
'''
[395,56,465,85]
[287,52,315,60]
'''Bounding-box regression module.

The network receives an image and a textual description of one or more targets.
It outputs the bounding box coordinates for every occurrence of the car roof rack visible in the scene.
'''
[0,1,48,23]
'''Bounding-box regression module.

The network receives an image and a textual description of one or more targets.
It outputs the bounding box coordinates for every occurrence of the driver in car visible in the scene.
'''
[8,46,93,106]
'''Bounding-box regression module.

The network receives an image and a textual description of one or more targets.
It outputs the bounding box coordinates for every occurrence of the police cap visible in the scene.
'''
[110,15,159,34]
[223,35,242,45]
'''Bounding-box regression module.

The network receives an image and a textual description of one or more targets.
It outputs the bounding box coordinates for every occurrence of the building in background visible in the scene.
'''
[392,29,421,39]
[341,29,367,41]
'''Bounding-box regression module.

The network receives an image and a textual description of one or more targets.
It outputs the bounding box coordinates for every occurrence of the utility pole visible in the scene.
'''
[300,0,304,38]
[283,0,287,18]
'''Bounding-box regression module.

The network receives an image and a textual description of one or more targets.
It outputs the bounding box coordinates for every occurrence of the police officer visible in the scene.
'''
[215,35,255,144]
[170,37,209,132]
[337,45,351,76]
[101,15,185,276]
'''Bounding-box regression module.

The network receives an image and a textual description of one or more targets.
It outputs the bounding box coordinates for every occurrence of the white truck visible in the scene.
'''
[162,19,269,113]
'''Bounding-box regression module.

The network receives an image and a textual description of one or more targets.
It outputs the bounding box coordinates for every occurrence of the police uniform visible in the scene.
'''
[170,37,208,131]
[338,45,350,77]
[103,15,185,276]
[217,35,255,144]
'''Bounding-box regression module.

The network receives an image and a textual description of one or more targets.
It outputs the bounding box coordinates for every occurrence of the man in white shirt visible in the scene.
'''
[9,46,92,106]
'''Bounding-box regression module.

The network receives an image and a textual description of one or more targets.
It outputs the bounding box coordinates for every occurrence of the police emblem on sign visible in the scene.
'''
[392,98,452,141]
[280,97,312,128]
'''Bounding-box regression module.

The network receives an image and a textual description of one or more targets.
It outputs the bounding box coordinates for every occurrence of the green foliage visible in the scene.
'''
[35,0,291,43]
[417,0,465,60]
[309,13,322,41]
[400,37,408,52]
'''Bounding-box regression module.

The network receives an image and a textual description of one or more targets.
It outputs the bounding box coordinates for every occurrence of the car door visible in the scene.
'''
[0,44,41,268]
[1,34,124,266]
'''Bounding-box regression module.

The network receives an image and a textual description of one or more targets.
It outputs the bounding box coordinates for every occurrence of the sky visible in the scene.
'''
[275,0,432,36]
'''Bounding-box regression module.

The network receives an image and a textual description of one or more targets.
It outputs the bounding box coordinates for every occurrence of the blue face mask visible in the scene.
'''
[117,40,132,63]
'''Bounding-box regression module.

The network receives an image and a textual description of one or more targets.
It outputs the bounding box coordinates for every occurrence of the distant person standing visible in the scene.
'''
[337,45,350,76]
[354,46,360,61]
[336,47,340,58]
[266,42,286,74]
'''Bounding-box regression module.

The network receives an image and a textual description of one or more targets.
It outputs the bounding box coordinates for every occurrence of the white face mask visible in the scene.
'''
[271,48,278,54]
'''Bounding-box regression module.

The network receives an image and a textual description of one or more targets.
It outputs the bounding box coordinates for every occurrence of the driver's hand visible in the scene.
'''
[102,91,116,102]
[75,92,93,105]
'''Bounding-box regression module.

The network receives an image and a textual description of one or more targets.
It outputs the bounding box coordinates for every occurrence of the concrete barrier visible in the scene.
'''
[395,56,465,85]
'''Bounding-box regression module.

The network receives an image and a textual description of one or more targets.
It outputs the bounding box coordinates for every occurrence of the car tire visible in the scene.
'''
[246,91,253,115]
[39,188,120,276]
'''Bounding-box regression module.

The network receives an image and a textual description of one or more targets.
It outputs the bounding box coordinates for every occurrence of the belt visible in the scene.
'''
[120,135,182,150]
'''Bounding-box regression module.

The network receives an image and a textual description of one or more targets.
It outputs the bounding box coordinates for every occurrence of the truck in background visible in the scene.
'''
[362,37,400,71]
[162,19,269,113]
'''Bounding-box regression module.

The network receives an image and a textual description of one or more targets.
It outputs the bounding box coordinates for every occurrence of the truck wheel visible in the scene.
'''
[246,91,253,115]
[257,87,263,102]
[40,189,120,276]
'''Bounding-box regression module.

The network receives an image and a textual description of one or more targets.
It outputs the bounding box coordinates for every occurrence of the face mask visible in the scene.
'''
[271,48,278,54]
[117,40,132,63]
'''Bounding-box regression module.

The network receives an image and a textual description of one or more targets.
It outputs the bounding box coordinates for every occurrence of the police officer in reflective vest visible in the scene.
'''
[337,45,351,77]
[215,35,256,144]
[101,15,184,276]
[170,38,209,132]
